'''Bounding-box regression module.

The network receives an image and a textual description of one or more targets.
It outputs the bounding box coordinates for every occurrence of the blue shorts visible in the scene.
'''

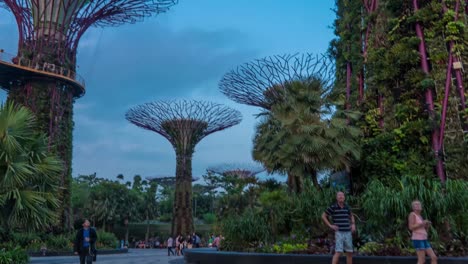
[412,240,431,251]
[335,231,353,253]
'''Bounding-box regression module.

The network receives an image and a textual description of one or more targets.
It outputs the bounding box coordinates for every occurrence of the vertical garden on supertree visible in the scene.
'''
[330,0,467,190]
[0,0,178,229]
[126,100,242,236]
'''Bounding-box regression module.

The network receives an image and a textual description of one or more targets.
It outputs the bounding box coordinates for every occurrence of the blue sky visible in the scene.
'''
[0,0,335,181]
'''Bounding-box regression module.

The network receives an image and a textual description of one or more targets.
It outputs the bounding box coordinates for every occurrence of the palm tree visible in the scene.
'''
[253,77,361,191]
[0,103,63,237]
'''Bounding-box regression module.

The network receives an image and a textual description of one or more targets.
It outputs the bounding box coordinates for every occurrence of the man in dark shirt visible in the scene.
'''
[322,191,356,264]
[74,219,97,264]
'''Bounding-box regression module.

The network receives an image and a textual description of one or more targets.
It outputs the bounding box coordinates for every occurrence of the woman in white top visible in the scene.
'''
[408,200,437,264]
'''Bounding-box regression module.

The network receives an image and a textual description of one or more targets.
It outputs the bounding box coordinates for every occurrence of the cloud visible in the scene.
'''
[75,22,258,108]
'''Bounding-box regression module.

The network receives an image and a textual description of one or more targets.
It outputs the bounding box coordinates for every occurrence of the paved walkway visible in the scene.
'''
[29,249,184,264]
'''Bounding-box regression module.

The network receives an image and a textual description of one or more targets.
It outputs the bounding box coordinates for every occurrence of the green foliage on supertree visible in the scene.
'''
[331,0,468,189]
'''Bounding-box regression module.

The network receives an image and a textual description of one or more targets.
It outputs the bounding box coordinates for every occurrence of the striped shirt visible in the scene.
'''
[325,203,352,232]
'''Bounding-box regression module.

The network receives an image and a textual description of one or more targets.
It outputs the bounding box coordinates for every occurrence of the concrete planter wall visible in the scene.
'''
[184,248,468,264]
[28,248,128,257]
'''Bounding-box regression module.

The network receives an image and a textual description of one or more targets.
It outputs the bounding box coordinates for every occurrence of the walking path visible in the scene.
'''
[29,249,184,264]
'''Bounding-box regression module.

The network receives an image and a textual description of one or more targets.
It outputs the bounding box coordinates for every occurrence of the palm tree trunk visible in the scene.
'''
[287,173,302,193]
[311,170,320,189]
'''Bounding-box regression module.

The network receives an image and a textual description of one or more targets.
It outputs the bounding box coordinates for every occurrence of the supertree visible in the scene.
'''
[0,0,178,229]
[219,53,335,110]
[126,100,242,236]
[219,53,335,191]
[207,163,265,179]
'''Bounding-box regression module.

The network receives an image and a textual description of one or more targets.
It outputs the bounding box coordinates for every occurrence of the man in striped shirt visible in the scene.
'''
[322,191,356,264]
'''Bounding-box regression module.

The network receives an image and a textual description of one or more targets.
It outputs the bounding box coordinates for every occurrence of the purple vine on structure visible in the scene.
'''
[413,0,446,183]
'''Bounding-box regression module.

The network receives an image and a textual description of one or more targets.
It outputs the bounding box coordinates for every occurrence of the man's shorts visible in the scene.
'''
[335,231,353,253]
[412,240,431,251]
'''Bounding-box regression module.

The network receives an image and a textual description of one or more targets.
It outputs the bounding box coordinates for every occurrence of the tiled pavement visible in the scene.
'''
[29,249,184,264]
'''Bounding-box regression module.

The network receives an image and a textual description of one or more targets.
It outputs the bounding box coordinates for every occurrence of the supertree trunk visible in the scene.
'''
[171,149,195,236]
[0,0,178,230]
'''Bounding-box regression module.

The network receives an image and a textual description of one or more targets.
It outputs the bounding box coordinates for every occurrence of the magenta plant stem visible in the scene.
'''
[413,0,446,182]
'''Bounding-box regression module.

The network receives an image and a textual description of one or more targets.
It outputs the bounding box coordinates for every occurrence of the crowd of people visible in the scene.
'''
[166,233,222,256]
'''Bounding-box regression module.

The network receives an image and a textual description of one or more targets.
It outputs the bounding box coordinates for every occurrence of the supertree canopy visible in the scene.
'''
[207,163,265,179]
[219,53,334,110]
[126,100,242,236]
[0,0,178,230]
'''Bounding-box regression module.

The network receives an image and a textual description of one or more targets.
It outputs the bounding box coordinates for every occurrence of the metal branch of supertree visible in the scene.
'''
[219,53,335,109]
[0,0,178,56]
[125,100,242,145]
[207,163,265,178]
[147,176,200,186]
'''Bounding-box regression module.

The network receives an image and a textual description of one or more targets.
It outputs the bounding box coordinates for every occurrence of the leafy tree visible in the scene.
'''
[140,181,158,243]
[0,103,62,237]
[253,78,361,191]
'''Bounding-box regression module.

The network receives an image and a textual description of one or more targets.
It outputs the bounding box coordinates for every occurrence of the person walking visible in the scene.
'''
[74,219,97,264]
[167,236,175,256]
[408,200,438,264]
[321,191,356,264]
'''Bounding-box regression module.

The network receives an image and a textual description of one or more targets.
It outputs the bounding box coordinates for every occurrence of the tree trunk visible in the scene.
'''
[145,213,150,244]
[171,152,194,236]
[125,224,129,246]
[287,172,302,193]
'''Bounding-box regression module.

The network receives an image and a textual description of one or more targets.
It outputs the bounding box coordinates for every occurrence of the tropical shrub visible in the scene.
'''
[220,208,271,251]
[361,175,468,241]
[202,213,217,224]
[46,233,74,251]
[0,246,28,264]
[96,230,118,249]
[271,243,308,254]
[0,103,63,238]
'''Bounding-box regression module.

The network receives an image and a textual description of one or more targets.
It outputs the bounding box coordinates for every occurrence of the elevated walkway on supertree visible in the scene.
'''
[0,49,85,98]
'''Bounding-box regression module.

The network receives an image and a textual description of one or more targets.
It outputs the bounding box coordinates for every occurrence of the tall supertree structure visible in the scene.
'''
[126,100,242,236]
[219,53,335,190]
[207,163,265,179]
[0,0,178,229]
[219,53,334,110]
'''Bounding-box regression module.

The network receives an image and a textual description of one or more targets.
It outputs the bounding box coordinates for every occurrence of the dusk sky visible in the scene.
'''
[0,1,335,181]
